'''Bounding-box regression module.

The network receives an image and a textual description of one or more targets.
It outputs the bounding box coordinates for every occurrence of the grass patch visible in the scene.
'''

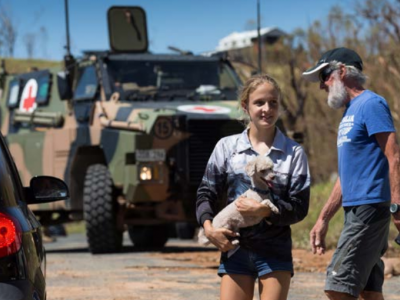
[65,221,85,234]
[292,181,344,250]
[292,181,400,251]
[1,57,61,74]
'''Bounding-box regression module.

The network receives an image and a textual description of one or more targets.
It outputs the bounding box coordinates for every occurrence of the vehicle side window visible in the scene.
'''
[35,74,52,105]
[6,78,21,109]
[7,71,52,109]
[219,64,238,90]
[73,66,98,101]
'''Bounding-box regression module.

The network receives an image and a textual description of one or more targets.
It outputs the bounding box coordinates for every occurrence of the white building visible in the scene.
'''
[216,27,285,52]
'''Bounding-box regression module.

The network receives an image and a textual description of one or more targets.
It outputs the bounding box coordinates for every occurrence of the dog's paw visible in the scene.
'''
[261,199,279,214]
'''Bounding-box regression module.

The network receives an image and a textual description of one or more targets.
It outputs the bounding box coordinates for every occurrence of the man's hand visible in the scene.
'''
[376,132,400,245]
[392,213,400,245]
[393,214,400,232]
[203,221,238,252]
[235,196,271,218]
[310,219,329,255]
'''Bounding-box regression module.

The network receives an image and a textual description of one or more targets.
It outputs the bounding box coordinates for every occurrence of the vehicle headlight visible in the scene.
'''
[138,163,162,182]
[139,166,152,180]
[136,149,165,182]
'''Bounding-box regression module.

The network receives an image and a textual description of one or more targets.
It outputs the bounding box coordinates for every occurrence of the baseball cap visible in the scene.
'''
[302,47,363,82]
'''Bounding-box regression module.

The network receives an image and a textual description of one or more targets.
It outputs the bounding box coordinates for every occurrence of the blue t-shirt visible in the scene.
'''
[338,90,395,206]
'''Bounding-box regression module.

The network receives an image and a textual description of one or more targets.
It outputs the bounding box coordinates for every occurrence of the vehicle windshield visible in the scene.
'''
[105,58,240,100]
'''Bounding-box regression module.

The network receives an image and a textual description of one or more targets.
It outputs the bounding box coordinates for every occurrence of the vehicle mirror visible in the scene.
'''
[107,6,148,53]
[28,176,70,204]
[57,71,73,100]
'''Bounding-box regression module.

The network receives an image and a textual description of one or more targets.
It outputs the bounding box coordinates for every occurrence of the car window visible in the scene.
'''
[6,70,52,110]
[35,74,52,105]
[73,66,98,101]
[0,139,23,207]
[6,78,21,108]
[107,60,220,90]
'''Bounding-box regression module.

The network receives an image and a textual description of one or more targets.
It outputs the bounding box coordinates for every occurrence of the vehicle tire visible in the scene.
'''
[175,222,196,240]
[83,164,123,254]
[128,225,169,249]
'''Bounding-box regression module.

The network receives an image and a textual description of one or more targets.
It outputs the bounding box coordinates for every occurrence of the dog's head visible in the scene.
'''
[245,156,275,189]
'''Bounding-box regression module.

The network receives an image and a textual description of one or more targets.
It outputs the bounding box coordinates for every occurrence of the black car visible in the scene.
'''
[0,133,69,300]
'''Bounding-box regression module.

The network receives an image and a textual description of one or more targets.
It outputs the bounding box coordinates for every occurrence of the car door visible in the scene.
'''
[0,132,47,298]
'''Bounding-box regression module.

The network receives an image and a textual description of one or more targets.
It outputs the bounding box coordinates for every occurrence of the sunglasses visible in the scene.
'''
[319,67,334,84]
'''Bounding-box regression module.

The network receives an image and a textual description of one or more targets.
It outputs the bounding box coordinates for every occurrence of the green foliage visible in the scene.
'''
[229,0,400,183]
[291,181,344,250]
[292,181,400,251]
[1,57,61,74]
[65,221,85,234]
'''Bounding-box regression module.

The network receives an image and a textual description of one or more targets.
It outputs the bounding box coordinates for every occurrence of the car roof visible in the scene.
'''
[83,51,221,63]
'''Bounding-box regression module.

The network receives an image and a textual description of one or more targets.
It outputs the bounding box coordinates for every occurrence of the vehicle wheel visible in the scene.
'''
[128,225,169,249]
[175,222,196,239]
[83,164,123,254]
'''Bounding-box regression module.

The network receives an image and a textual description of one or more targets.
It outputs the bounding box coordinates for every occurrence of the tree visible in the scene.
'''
[39,26,48,58]
[23,33,36,59]
[0,3,17,57]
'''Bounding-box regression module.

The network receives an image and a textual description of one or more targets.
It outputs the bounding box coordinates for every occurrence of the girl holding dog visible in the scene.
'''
[196,74,310,300]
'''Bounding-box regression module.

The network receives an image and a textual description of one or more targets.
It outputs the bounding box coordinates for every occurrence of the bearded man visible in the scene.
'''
[302,47,400,300]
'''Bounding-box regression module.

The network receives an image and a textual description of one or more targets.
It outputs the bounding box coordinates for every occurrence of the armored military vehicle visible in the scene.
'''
[0,6,245,253]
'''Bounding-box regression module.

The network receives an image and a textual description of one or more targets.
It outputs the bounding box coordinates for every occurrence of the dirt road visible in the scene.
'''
[45,233,400,300]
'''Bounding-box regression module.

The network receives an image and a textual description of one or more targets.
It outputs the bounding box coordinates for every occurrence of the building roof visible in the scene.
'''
[216,27,285,51]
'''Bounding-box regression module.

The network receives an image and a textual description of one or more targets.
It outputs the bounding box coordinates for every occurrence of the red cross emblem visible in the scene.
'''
[177,104,231,114]
[192,106,218,112]
[19,79,38,113]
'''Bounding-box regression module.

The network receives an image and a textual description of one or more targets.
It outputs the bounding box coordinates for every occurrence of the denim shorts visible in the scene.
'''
[218,246,293,278]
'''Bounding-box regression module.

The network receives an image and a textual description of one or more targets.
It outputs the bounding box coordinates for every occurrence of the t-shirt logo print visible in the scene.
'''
[337,115,354,147]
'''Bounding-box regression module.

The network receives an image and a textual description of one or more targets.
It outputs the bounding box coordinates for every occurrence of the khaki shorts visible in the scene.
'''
[325,202,390,298]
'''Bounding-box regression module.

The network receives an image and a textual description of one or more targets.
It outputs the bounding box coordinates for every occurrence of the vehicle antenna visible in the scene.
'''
[64,0,71,58]
[62,0,75,90]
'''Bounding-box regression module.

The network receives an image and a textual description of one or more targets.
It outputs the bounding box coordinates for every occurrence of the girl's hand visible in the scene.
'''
[235,196,271,217]
[203,221,238,252]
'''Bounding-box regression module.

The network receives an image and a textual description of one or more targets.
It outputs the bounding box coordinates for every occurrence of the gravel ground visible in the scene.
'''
[45,233,400,300]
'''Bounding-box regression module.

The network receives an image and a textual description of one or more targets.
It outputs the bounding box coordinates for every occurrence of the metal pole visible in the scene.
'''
[257,0,262,74]
[64,0,71,56]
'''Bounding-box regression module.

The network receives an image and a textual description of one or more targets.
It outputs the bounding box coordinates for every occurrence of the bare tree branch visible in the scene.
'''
[0,3,17,57]
[23,33,35,59]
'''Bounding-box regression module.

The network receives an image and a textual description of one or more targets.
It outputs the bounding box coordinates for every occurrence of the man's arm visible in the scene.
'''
[309,178,342,255]
[375,132,400,234]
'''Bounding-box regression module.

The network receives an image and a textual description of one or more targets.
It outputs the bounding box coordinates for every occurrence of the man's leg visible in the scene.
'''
[359,291,384,300]
[325,204,390,299]
[359,259,386,300]
[325,290,357,300]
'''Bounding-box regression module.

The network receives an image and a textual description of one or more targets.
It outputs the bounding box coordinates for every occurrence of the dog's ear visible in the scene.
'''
[245,159,257,177]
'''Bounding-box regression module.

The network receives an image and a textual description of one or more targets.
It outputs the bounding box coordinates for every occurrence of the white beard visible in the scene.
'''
[327,73,348,109]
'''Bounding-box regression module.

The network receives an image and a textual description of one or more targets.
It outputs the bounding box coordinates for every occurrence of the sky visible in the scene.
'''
[6,0,353,60]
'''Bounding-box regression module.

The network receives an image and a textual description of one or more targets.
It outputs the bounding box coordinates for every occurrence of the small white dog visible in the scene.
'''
[198,155,279,246]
